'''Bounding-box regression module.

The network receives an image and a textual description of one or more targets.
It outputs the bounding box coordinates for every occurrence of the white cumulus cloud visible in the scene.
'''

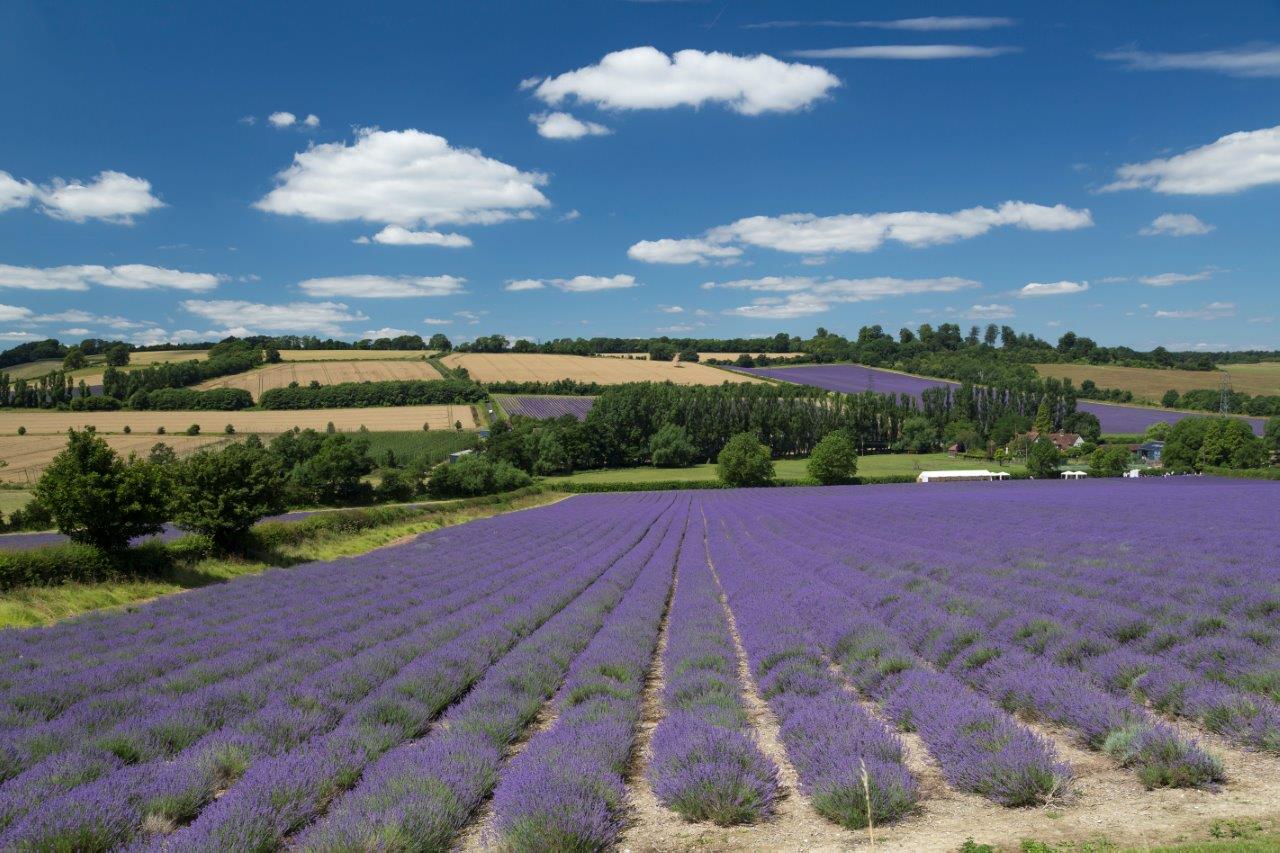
[628,238,744,264]
[0,263,222,291]
[711,275,980,318]
[254,128,550,227]
[355,225,473,247]
[0,170,163,224]
[182,299,368,335]
[0,304,34,322]
[297,274,466,298]
[1139,213,1214,237]
[361,327,414,339]
[530,46,841,116]
[530,112,612,139]
[268,111,297,128]
[792,45,1019,60]
[1103,125,1280,194]
[1101,44,1280,78]
[1018,281,1090,297]
[641,201,1090,259]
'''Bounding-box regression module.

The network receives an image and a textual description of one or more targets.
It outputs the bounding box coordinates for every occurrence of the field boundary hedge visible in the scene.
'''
[1201,466,1280,481]
[259,378,486,409]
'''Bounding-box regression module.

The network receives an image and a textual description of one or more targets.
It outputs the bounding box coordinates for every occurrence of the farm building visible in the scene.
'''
[916,469,1012,483]
[1137,440,1165,462]
[1012,431,1085,452]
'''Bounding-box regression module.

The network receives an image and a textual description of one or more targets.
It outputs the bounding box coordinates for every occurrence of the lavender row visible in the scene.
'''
[0,506,618,789]
[0,503,603,724]
[294,496,683,851]
[499,394,596,421]
[0,495,673,849]
[0,528,583,837]
[647,512,778,826]
[728,489,1226,788]
[706,494,1071,809]
[486,500,687,851]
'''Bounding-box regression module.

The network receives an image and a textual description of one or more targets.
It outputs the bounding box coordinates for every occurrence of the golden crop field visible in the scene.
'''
[1034,362,1280,402]
[0,405,475,437]
[3,360,65,380]
[0,434,226,484]
[278,350,435,361]
[441,352,762,385]
[129,350,209,365]
[196,360,445,400]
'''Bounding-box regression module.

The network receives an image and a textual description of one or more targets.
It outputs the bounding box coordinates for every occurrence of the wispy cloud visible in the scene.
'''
[1139,270,1214,287]
[1017,281,1089,298]
[792,45,1018,60]
[745,16,1015,31]
[1100,44,1280,78]
[1139,213,1214,237]
[1153,301,1235,320]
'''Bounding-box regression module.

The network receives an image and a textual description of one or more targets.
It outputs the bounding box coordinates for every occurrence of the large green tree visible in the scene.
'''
[807,430,858,485]
[717,433,774,487]
[173,437,287,550]
[1088,445,1131,478]
[34,428,170,551]
[1027,437,1061,479]
[650,423,697,468]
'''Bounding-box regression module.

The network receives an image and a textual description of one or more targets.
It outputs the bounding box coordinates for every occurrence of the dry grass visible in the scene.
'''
[278,349,436,361]
[4,360,65,380]
[1035,362,1280,402]
[196,360,443,400]
[0,434,225,484]
[0,405,475,437]
[441,352,759,385]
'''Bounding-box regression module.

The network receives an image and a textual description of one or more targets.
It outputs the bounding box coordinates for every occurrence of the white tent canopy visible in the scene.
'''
[916,470,1011,483]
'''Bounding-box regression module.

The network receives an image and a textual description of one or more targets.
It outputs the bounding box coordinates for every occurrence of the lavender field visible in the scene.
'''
[497,394,596,421]
[744,363,1268,436]
[1,479,1278,850]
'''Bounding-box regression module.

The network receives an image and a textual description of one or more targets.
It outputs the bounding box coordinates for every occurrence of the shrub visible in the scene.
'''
[16,426,24,436]
[32,428,171,551]
[650,423,697,468]
[287,434,374,506]
[1162,390,1180,408]
[123,425,131,434]
[173,437,287,551]
[185,424,201,436]
[807,431,858,485]
[717,433,774,487]
[427,454,531,498]
[225,423,235,434]
[374,469,419,503]
[156,426,166,435]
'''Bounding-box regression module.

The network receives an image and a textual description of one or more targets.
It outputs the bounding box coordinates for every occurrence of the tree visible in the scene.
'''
[173,437,287,550]
[1145,421,1172,441]
[1197,418,1267,469]
[62,346,86,370]
[33,428,170,551]
[1161,390,1180,408]
[735,353,755,368]
[1062,411,1101,443]
[288,434,374,505]
[650,423,697,468]
[990,412,1031,449]
[1266,417,1280,456]
[428,333,453,352]
[427,454,530,498]
[104,344,131,367]
[1089,445,1131,478]
[1033,399,1053,434]
[647,342,676,362]
[898,416,937,454]
[533,430,572,475]
[1027,437,1061,479]
[263,346,282,364]
[807,431,858,485]
[1163,417,1213,472]
[717,433,774,487]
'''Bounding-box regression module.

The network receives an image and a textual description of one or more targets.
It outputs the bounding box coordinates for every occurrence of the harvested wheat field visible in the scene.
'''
[441,353,759,385]
[129,349,209,365]
[196,360,444,400]
[278,349,435,361]
[0,434,226,484]
[0,405,474,436]
[1035,362,1280,402]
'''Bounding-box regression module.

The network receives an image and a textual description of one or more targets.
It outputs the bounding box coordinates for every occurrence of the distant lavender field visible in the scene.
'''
[743,364,1266,435]
[499,395,595,421]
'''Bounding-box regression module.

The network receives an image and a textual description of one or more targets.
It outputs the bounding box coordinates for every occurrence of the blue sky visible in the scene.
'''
[0,1,1277,350]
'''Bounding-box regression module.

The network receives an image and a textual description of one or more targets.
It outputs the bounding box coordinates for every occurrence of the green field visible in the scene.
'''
[359,430,478,467]
[543,452,1026,486]
[0,490,32,515]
